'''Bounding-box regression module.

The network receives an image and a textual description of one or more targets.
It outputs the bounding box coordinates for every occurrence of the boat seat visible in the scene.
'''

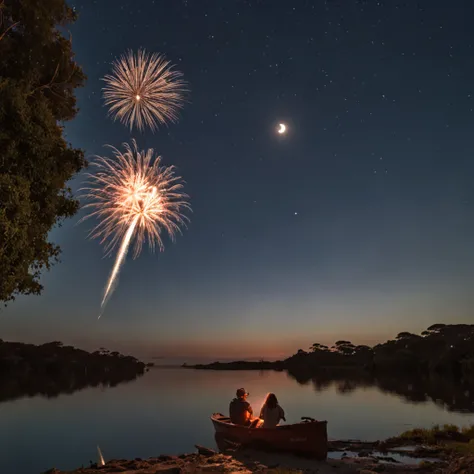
[213,413,231,422]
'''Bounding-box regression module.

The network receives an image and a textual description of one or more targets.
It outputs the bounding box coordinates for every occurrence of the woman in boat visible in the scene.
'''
[259,392,286,428]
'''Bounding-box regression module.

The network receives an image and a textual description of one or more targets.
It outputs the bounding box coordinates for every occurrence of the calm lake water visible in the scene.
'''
[2,367,474,474]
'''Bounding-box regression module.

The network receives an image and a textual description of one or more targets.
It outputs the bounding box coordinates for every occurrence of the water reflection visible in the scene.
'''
[1,365,473,415]
[0,371,143,403]
[287,368,474,413]
[2,368,474,474]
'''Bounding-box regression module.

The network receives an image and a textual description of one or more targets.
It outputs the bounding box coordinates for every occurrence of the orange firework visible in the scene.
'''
[102,49,188,132]
[80,140,191,316]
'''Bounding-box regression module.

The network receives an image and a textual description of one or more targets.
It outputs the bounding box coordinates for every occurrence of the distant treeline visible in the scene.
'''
[189,324,474,379]
[0,340,147,402]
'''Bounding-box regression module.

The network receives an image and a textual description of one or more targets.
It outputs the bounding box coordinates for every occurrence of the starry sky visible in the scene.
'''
[3,0,474,361]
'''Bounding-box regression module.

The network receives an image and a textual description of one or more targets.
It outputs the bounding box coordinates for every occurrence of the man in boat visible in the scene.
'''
[229,388,254,426]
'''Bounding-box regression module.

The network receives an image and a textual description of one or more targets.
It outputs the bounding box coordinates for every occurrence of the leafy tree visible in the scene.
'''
[334,340,356,356]
[310,343,329,352]
[354,344,372,353]
[425,324,447,335]
[0,0,86,303]
[396,332,417,340]
[41,341,63,348]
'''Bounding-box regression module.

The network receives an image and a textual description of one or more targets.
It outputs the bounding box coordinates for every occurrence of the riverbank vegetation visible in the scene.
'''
[388,424,474,456]
[0,340,146,401]
[190,324,474,380]
[288,323,474,377]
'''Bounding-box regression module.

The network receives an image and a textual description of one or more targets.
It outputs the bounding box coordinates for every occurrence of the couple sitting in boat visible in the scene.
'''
[229,388,286,428]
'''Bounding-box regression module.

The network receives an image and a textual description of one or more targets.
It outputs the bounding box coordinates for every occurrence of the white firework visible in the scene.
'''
[79,140,191,316]
[102,49,188,132]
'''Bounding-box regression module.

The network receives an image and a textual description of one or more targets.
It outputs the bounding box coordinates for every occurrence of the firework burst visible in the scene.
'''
[102,49,188,132]
[80,140,191,316]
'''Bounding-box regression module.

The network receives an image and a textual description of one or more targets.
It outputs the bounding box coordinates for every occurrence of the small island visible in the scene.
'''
[0,339,147,402]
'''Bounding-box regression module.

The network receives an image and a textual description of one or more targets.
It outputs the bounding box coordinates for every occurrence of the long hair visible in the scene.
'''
[263,392,278,410]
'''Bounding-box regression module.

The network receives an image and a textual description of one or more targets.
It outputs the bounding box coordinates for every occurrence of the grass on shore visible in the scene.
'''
[393,423,474,455]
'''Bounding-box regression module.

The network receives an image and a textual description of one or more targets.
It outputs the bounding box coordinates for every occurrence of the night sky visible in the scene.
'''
[3,0,474,361]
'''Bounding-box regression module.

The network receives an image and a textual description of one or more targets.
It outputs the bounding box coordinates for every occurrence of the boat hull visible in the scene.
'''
[211,413,327,460]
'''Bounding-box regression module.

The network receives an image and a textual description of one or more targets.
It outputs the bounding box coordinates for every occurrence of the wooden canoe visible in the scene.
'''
[210,413,328,460]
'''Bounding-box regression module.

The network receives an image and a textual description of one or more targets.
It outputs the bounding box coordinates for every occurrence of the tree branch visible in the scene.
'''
[0,21,19,42]
[29,62,61,95]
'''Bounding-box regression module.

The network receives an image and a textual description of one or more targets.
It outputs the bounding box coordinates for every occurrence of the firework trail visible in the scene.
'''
[97,446,105,466]
[80,140,190,317]
[100,215,138,311]
[102,48,188,132]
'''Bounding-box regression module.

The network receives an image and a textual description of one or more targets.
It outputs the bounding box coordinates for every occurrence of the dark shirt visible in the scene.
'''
[229,397,253,425]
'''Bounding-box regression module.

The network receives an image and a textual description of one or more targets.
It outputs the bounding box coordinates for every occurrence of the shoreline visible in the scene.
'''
[43,426,474,474]
[182,324,474,385]
[42,425,474,474]
[0,340,148,403]
[41,445,441,474]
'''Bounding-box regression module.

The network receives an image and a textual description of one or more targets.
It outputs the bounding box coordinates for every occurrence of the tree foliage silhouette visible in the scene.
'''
[0,0,86,302]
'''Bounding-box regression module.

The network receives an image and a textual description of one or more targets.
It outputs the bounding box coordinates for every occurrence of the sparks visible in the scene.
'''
[79,140,191,316]
[102,49,188,132]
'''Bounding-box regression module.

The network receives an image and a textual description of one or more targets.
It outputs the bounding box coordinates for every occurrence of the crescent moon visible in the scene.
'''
[278,123,286,134]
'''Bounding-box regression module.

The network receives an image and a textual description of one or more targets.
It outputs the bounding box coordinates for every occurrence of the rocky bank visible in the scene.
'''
[42,444,463,474]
